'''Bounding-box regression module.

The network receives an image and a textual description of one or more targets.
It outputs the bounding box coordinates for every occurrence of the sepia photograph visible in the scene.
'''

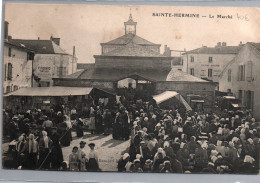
[1,3,260,175]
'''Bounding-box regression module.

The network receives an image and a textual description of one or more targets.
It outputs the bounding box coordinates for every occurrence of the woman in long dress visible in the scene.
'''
[69,146,79,171]
[89,107,96,134]
[50,128,64,169]
[76,118,84,137]
[87,143,100,171]
[58,116,72,146]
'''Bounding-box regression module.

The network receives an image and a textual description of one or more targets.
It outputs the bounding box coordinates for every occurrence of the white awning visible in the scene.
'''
[5,87,93,97]
[153,91,179,104]
[153,91,192,111]
[191,100,205,103]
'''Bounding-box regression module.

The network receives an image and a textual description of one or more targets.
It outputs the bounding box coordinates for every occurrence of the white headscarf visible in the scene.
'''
[163,141,170,148]
[42,131,49,148]
[244,155,255,164]
[28,134,38,153]
[123,153,130,160]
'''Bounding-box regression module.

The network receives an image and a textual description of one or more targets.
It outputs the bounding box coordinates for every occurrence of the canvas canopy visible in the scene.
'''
[5,87,93,97]
[153,91,192,111]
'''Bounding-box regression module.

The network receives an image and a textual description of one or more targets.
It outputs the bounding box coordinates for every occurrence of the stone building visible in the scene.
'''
[3,21,35,94]
[10,36,77,87]
[181,42,243,82]
[53,13,217,110]
[219,42,260,119]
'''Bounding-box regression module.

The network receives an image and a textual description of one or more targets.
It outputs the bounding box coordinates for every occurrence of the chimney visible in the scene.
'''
[8,36,12,41]
[163,45,171,56]
[73,46,76,57]
[4,21,9,40]
[222,42,227,46]
[50,36,60,46]
[239,41,243,46]
[216,42,221,47]
[38,37,40,40]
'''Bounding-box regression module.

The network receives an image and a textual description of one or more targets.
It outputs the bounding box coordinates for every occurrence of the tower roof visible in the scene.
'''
[101,33,159,46]
[103,41,163,57]
[124,8,137,25]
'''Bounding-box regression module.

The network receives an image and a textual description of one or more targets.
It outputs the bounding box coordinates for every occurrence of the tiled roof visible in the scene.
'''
[166,69,208,82]
[4,40,34,52]
[65,67,207,83]
[77,63,95,70]
[103,41,163,57]
[11,39,70,55]
[65,67,170,82]
[65,70,85,79]
[184,46,242,54]
[101,33,159,45]
[249,42,260,52]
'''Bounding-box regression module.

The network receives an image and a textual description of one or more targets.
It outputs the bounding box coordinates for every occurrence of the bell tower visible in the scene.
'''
[124,9,137,35]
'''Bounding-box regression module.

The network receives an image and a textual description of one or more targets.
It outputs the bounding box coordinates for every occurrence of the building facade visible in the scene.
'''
[3,22,35,94]
[181,42,242,82]
[219,42,260,119]
[10,38,77,87]
[53,13,217,111]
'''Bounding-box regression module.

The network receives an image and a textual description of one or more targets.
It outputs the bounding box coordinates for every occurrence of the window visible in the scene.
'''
[27,52,34,60]
[190,56,194,62]
[238,65,245,81]
[7,63,12,80]
[246,61,253,81]
[6,86,11,93]
[209,57,213,63]
[4,64,7,81]
[57,67,67,76]
[178,69,182,71]
[190,68,194,76]
[8,47,12,57]
[13,85,18,91]
[228,69,232,82]
[238,90,243,101]
[208,69,213,77]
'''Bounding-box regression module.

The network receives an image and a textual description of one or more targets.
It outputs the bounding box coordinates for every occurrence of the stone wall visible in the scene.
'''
[155,81,216,108]
[53,79,114,89]
[94,56,171,70]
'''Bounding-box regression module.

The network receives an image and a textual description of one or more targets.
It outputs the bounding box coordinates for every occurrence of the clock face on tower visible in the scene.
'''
[126,25,136,34]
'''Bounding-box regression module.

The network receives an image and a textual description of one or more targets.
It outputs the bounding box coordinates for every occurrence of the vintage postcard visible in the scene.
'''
[2,3,260,174]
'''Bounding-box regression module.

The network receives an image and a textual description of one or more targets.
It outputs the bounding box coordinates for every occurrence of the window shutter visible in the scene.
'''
[4,64,7,81]
[237,66,240,81]
[246,61,253,81]
[7,63,12,80]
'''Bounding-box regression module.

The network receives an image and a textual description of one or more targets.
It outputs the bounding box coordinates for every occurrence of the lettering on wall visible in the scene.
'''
[38,66,51,73]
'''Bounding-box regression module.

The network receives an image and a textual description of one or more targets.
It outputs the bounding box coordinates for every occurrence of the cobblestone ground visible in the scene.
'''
[62,132,130,172]
[2,132,130,172]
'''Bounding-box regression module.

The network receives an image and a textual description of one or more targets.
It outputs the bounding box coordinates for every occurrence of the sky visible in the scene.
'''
[4,4,260,63]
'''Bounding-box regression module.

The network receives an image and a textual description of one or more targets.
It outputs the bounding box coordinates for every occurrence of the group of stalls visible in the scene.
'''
[3,87,116,114]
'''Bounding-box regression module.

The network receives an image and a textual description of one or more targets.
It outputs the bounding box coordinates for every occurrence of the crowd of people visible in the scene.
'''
[117,105,259,174]
[2,89,260,174]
